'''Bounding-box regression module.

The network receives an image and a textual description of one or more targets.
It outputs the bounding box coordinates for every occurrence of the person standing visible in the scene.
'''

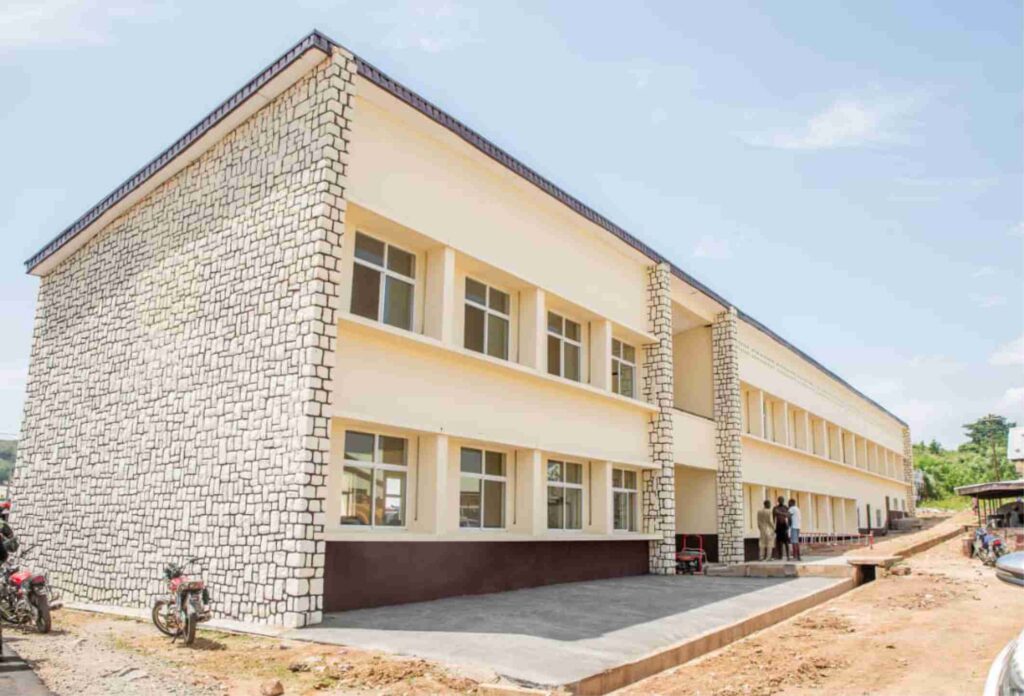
[773,496,791,561]
[756,500,774,561]
[788,498,802,561]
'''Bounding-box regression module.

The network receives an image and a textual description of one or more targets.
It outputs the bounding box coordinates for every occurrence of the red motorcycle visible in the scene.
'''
[151,558,212,646]
[0,545,61,634]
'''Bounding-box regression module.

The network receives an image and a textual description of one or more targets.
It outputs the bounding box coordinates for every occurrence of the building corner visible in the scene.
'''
[713,307,744,564]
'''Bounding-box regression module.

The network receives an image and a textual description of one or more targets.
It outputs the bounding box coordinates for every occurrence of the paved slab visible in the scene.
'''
[0,637,52,696]
[286,574,846,687]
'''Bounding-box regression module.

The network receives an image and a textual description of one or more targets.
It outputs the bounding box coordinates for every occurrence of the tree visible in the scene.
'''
[963,415,1017,480]
[928,439,942,454]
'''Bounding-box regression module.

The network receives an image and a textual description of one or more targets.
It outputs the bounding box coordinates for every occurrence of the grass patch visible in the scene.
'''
[919,496,971,511]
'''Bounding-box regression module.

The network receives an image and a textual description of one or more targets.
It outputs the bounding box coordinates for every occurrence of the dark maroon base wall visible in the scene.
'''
[324,540,649,612]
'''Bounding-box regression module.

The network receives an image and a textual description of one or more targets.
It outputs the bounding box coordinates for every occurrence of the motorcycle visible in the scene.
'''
[151,558,212,646]
[974,526,1007,566]
[0,544,62,634]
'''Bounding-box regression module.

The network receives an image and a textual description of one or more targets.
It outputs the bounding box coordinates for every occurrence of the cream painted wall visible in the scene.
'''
[675,465,718,534]
[673,326,713,418]
[347,84,650,334]
[737,322,904,452]
[672,409,717,470]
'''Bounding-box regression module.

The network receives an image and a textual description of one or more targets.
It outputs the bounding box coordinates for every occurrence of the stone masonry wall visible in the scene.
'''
[713,308,745,565]
[13,48,356,628]
[641,262,675,574]
[902,426,916,517]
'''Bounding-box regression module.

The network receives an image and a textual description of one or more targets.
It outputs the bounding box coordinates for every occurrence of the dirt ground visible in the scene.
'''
[619,515,1024,695]
[8,610,481,695]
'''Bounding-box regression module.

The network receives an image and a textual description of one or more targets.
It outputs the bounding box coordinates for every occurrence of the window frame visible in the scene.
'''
[458,447,508,530]
[611,467,639,532]
[463,276,512,361]
[340,429,410,530]
[611,338,637,398]
[546,311,583,382]
[350,231,417,331]
[546,459,585,531]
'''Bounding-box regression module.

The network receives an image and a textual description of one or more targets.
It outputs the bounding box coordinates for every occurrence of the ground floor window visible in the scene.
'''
[341,430,408,527]
[612,468,638,531]
[459,448,507,528]
[547,460,583,530]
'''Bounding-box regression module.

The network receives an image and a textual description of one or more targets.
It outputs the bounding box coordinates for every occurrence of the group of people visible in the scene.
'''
[756,496,802,561]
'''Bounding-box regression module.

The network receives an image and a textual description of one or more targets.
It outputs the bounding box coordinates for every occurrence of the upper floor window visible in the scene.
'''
[612,467,638,531]
[350,232,415,331]
[547,312,581,382]
[547,460,583,530]
[464,278,510,360]
[459,448,506,529]
[340,430,408,528]
[611,339,636,398]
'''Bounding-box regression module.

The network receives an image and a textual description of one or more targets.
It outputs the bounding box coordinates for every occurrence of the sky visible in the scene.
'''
[0,1,1021,446]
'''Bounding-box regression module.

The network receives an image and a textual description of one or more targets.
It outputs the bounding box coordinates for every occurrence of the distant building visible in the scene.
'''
[1010,426,1024,476]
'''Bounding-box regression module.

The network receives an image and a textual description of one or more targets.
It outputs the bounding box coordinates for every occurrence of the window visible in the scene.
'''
[612,468,638,531]
[350,232,416,330]
[611,339,636,398]
[340,430,408,527]
[459,448,506,529]
[547,460,583,530]
[464,278,510,360]
[547,312,581,381]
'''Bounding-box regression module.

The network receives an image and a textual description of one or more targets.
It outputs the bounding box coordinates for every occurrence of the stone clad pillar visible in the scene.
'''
[641,263,676,574]
[902,426,916,517]
[713,307,745,565]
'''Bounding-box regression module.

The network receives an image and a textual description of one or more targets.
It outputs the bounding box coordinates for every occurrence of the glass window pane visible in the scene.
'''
[383,277,414,330]
[620,363,635,398]
[565,320,580,342]
[613,491,628,531]
[547,486,564,529]
[612,468,623,488]
[460,448,483,474]
[612,339,621,358]
[565,487,582,530]
[350,263,381,321]
[387,245,415,278]
[564,343,580,382]
[460,476,482,528]
[565,462,583,484]
[464,305,485,353]
[612,360,620,395]
[375,469,406,526]
[624,470,638,489]
[485,451,505,476]
[465,278,487,306]
[379,435,407,466]
[341,465,372,525]
[487,314,509,360]
[344,431,375,462]
[547,335,561,376]
[489,288,509,314]
[623,344,636,363]
[483,479,505,528]
[355,232,385,266]
[547,312,562,335]
[547,460,563,482]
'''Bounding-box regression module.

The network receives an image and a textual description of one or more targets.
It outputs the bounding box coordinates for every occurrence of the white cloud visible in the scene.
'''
[972,266,996,278]
[991,335,1024,367]
[0,0,171,50]
[1012,222,1024,237]
[692,235,732,260]
[998,387,1024,413]
[650,107,668,125]
[970,293,1007,309]
[376,0,479,54]
[739,92,925,151]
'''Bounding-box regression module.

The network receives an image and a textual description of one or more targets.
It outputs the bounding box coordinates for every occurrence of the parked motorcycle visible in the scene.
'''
[151,558,212,646]
[974,526,1007,566]
[0,545,62,633]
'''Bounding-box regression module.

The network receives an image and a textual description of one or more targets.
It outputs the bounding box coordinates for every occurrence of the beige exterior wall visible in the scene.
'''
[673,326,713,418]
[675,465,718,535]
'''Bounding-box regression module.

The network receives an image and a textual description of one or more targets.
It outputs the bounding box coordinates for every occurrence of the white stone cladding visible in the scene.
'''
[641,263,676,574]
[902,426,916,517]
[713,308,745,565]
[13,48,356,628]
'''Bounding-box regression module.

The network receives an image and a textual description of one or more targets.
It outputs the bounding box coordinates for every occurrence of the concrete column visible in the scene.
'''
[590,319,613,391]
[511,449,547,534]
[518,288,546,370]
[902,426,916,516]
[409,434,449,534]
[713,307,744,565]
[641,263,676,573]
[423,246,456,344]
[587,461,614,534]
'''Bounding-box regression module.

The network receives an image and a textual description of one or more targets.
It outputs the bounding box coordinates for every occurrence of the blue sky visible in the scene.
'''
[0,1,1021,446]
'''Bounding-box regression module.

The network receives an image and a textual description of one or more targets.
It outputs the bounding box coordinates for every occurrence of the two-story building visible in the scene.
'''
[15,31,914,628]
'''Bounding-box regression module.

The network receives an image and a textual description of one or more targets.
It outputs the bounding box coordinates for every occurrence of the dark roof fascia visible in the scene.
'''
[23,30,334,273]
[24,29,908,429]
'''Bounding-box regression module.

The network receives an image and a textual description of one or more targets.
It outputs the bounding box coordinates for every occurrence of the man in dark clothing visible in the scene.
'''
[773,496,791,561]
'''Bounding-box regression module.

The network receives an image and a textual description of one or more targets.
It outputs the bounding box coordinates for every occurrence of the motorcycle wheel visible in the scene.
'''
[33,595,51,634]
[182,605,197,646]
[151,600,177,637]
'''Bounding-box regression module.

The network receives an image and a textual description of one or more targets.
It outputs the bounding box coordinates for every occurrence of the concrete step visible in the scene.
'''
[706,562,855,579]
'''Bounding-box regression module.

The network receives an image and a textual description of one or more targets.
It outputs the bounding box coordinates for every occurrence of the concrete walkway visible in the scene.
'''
[286,574,847,687]
[0,637,52,696]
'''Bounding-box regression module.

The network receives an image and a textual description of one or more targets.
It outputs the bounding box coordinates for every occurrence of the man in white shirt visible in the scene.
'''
[788,498,802,561]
